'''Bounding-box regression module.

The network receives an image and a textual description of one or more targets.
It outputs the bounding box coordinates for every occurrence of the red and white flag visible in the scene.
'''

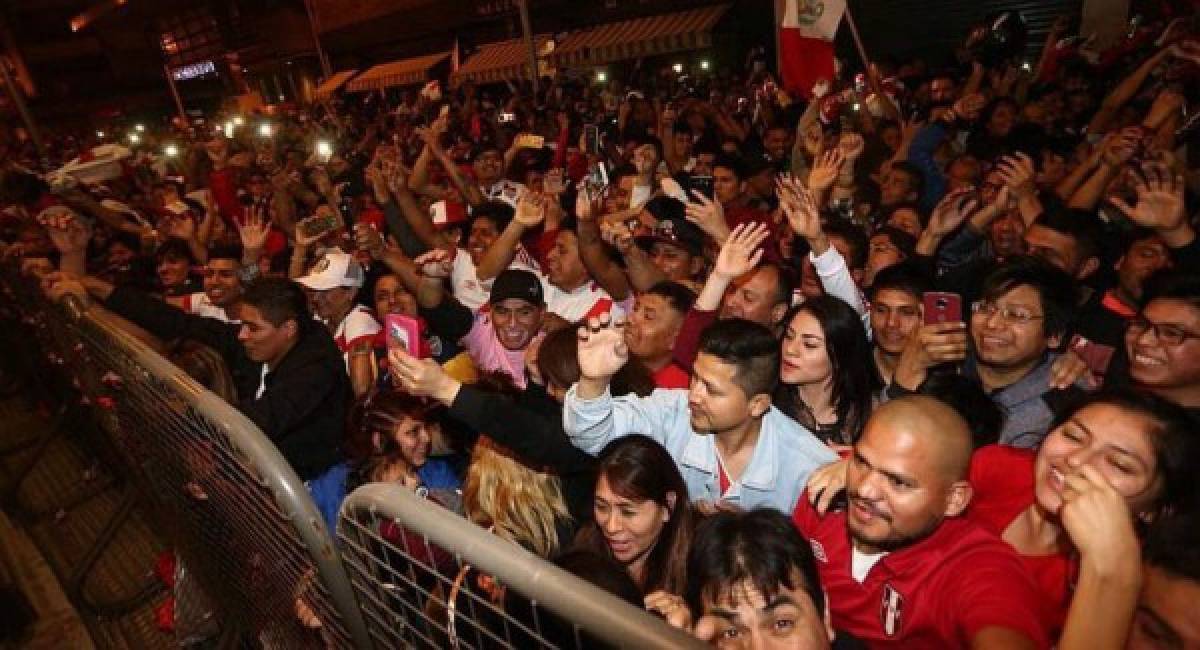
[779,0,847,98]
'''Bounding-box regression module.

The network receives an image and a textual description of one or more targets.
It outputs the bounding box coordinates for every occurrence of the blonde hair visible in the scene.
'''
[463,437,571,558]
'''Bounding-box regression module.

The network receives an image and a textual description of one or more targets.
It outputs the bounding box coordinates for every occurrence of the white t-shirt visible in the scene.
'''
[541,278,629,324]
[334,305,382,370]
[851,547,888,583]
[181,292,238,324]
[451,246,540,312]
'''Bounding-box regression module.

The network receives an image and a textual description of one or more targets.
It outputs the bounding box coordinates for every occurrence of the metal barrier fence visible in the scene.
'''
[0,263,371,648]
[339,483,704,649]
[3,261,707,649]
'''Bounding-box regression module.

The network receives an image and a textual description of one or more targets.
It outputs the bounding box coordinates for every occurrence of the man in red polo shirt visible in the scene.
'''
[793,396,1050,648]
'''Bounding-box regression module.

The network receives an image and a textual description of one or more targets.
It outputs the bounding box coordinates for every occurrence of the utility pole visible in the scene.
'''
[304,0,332,79]
[516,0,538,93]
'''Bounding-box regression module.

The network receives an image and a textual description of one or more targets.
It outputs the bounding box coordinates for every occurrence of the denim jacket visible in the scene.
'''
[564,386,837,513]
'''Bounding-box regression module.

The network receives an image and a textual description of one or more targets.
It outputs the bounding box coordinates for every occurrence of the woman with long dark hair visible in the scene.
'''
[573,435,696,597]
[776,295,881,446]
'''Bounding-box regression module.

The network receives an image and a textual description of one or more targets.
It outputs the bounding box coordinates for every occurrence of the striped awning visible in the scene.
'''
[549,5,728,68]
[345,52,450,92]
[451,36,551,85]
[312,69,358,100]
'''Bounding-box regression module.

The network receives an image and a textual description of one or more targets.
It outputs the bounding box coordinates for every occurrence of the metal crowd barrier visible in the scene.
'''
[0,262,371,648]
[3,261,707,649]
[339,483,704,649]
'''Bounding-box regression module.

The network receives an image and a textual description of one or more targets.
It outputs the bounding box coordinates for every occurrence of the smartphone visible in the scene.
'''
[1069,334,1115,378]
[297,211,343,239]
[923,292,963,325]
[688,175,715,200]
[517,134,545,149]
[583,124,601,155]
[385,313,424,358]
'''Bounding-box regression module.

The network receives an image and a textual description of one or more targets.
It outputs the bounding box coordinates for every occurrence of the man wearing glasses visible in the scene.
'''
[1125,272,1200,417]
[890,256,1086,447]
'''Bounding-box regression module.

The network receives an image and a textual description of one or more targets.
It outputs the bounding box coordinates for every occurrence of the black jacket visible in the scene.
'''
[105,286,348,480]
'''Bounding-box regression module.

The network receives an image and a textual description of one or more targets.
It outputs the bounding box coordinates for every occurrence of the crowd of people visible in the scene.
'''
[5,4,1200,648]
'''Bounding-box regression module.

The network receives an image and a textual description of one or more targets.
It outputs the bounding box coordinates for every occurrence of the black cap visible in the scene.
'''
[489,269,544,305]
[637,215,706,257]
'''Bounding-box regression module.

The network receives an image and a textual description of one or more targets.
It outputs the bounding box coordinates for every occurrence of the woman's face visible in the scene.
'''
[374,275,417,317]
[781,311,833,387]
[593,474,670,569]
[987,103,1017,138]
[390,415,432,469]
[1035,403,1162,517]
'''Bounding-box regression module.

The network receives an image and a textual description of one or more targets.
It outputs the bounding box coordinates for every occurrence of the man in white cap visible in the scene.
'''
[296,250,380,397]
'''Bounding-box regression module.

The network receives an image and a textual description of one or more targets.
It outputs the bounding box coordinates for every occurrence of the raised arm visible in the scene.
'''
[475,191,545,282]
[576,189,633,300]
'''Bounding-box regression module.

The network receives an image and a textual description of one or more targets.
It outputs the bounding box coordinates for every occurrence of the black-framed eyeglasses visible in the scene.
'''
[1128,318,1200,346]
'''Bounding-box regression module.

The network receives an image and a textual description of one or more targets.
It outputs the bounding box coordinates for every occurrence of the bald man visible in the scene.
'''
[792,396,1051,648]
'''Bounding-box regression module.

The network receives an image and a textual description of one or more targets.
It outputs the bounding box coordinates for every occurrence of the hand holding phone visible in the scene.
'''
[385,313,425,359]
[297,210,343,240]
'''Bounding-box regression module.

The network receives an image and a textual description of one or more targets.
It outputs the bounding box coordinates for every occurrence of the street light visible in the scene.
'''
[672,63,684,74]
[700,60,711,71]
[316,140,333,162]
[96,130,105,138]
[258,123,273,137]
[595,70,607,83]
[128,132,140,144]
[224,120,235,136]
[232,116,245,126]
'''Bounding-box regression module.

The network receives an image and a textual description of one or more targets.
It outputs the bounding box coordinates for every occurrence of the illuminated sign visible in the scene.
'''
[172,61,216,81]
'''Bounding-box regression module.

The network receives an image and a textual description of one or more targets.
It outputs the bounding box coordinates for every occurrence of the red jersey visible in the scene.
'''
[968,445,1076,638]
[652,362,690,390]
[793,496,1050,648]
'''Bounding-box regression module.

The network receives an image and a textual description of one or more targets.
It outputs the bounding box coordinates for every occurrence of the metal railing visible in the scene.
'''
[0,263,371,648]
[2,261,707,649]
[339,483,704,649]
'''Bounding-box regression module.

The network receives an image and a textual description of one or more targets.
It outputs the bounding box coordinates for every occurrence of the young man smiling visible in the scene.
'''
[565,316,834,513]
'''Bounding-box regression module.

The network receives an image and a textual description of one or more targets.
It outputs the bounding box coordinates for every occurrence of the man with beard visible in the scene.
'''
[565,315,834,513]
[792,396,1049,648]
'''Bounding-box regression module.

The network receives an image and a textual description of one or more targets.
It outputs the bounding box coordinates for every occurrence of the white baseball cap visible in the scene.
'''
[296,250,364,291]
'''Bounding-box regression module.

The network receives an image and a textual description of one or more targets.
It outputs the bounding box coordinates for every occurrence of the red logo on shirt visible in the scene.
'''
[880,583,904,637]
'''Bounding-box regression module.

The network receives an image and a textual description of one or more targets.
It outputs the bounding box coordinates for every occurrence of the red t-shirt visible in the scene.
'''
[792,496,1051,648]
[652,362,690,390]
[967,445,1077,638]
[207,167,243,226]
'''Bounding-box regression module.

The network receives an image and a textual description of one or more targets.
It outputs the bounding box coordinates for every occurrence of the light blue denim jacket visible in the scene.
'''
[563,386,837,513]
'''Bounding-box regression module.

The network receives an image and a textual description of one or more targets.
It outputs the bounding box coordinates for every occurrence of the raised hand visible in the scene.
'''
[354,222,385,259]
[238,210,270,253]
[807,149,844,193]
[543,168,566,196]
[163,214,197,241]
[39,209,91,255]
[996,153,1037,198]
[713,222,768,280]
[1102,128,1141,167]
[600,220,635,254]
[926,189,981,239]
[1110,161,1188,236]
[777,175,822,242]
[951,93,987,121]
[413,248,454,278]
[513,190,547,228]
[576,312,629,381]
[684,190,730,242]
[837,132,865,161]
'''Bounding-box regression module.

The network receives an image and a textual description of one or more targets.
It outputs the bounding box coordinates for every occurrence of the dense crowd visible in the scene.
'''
[4,6,1200,648]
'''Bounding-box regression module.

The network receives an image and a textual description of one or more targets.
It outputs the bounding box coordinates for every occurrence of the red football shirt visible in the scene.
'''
[967,444,1077,638]
[652,362,690,390]
[793,496,1050,648]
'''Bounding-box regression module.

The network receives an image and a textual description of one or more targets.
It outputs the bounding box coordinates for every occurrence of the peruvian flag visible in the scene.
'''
[779,0,847,98]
